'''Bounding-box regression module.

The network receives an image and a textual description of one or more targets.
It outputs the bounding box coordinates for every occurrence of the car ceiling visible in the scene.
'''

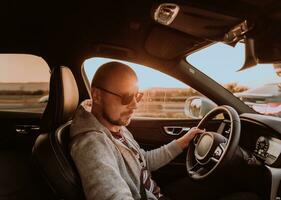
[0,0,281,69]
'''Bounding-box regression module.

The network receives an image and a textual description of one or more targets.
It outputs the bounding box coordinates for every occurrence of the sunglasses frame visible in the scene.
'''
[97,87,143,105]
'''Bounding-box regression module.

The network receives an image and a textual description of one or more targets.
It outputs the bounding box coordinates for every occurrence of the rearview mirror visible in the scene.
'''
[237,38,257,71]
[184,96,217,119]
[38,95,49,103]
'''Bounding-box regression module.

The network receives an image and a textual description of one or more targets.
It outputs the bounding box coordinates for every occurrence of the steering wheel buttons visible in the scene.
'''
[214,146,223,159]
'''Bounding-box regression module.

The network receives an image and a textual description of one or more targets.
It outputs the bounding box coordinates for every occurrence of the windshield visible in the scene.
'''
[186,42,281,118]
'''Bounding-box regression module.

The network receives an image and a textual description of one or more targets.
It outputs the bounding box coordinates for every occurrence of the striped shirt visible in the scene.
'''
[111,130,164,199]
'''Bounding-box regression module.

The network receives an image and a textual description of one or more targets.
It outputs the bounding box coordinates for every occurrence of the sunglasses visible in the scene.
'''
[97,87,143,105]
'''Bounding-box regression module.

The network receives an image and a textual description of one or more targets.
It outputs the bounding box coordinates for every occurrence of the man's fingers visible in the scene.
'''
[190,128,205,137]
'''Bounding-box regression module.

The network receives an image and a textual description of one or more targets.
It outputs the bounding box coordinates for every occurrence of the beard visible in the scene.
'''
[102,107,132,126]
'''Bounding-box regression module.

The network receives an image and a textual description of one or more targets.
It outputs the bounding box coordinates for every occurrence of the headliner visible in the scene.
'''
[0,0,280,68]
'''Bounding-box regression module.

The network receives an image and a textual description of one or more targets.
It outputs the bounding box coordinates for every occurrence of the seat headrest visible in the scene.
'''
[40,66,79,132]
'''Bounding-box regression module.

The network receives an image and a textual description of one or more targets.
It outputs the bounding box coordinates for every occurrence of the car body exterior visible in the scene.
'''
[235,83,281,116]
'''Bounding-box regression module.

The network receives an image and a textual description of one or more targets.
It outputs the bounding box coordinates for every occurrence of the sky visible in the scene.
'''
[0,54,50,83]
[0,43,280,90]
[84,58,187,90]
[84,43,281,90]
[186,43,281,89]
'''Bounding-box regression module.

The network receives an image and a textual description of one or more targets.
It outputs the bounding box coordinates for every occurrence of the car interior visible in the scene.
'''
[1,1,281,200]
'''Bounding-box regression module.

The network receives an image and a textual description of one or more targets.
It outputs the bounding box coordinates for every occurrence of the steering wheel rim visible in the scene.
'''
[186,105,241,180]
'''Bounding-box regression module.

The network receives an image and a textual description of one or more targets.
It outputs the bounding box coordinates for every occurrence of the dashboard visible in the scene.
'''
[239,113,281,167]
[254,136,281,165]
[217,113,281,167]
[212,113,281,199]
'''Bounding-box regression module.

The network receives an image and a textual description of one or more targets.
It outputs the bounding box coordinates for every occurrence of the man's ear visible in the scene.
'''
[91,87,101,104]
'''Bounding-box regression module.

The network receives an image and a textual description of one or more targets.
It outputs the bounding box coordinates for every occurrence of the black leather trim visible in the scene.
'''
[33,121,85,200]
[33,66,83,199]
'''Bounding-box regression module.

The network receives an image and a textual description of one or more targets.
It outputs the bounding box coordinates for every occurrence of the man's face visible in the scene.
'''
[99,75,140,126]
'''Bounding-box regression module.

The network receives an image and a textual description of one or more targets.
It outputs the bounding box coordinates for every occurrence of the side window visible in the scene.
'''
[0,54,50,113]
[83,57,216,119]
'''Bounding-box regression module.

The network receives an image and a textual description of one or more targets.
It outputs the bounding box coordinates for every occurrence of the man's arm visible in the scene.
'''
[140,140,182,171]
[141,127,204,171]
[71,132,134,200]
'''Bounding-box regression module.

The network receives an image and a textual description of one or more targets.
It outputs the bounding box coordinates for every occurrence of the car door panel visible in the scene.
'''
[0,111,53,200]
[128,118,222,186]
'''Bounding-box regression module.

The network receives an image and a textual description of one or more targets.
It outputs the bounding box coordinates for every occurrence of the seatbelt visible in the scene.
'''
[140,181,148,200]
[111,132,147,200]
[71,131,149,200]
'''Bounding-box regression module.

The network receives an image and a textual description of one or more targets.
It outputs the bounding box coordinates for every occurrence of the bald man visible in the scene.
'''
[70,62,203,200]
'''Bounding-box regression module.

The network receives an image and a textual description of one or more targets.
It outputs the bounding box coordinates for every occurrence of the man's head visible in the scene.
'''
[91,62,142,128]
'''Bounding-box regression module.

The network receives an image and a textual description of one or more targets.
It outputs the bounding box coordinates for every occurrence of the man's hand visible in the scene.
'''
[176,127,205,150]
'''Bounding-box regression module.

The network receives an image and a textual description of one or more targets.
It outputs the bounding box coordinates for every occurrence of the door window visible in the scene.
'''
[0,54,50,113]
[84,57,216,119]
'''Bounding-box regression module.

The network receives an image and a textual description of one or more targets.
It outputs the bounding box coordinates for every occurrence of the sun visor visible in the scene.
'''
[145,26,207,59]
[254,23,281,64]
[238,22,281,71]
[153,3,243,40]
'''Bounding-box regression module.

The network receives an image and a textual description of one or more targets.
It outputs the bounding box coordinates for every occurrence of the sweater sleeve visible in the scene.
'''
[140,140,183,171]
[70,132,134,200]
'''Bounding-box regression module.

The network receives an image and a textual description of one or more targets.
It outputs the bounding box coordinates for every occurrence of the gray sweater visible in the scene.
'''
[70,105,183,200]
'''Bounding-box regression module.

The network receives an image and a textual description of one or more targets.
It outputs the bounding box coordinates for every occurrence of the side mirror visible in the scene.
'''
[184,96,217,119]
[273,63,281,77]
[39,95,49,103]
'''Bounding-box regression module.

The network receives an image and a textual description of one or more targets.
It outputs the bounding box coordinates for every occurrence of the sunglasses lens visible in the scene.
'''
[122,94,134,105]
[121,92,143,105]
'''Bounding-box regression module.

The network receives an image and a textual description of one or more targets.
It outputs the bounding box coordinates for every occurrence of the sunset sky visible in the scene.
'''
[84,57,187,90]
[84,43,281,90]
[0,54,50,83]
[187,42,281,88]
[1,42,280,90]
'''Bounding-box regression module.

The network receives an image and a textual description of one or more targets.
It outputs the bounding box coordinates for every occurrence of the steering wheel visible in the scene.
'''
[186,105,241,180]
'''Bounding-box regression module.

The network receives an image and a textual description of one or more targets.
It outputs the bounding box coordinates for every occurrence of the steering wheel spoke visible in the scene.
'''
[188,162,200,175]
[188,162,208,177]
[193,135,201,145]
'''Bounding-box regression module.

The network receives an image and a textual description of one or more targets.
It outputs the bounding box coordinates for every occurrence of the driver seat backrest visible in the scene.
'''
[32,66,85,200]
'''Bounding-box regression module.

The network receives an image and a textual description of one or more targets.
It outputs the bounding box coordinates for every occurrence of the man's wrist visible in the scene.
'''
[176,137,189,150]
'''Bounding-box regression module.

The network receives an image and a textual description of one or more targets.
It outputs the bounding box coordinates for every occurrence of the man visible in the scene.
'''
[69,61,204,200]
